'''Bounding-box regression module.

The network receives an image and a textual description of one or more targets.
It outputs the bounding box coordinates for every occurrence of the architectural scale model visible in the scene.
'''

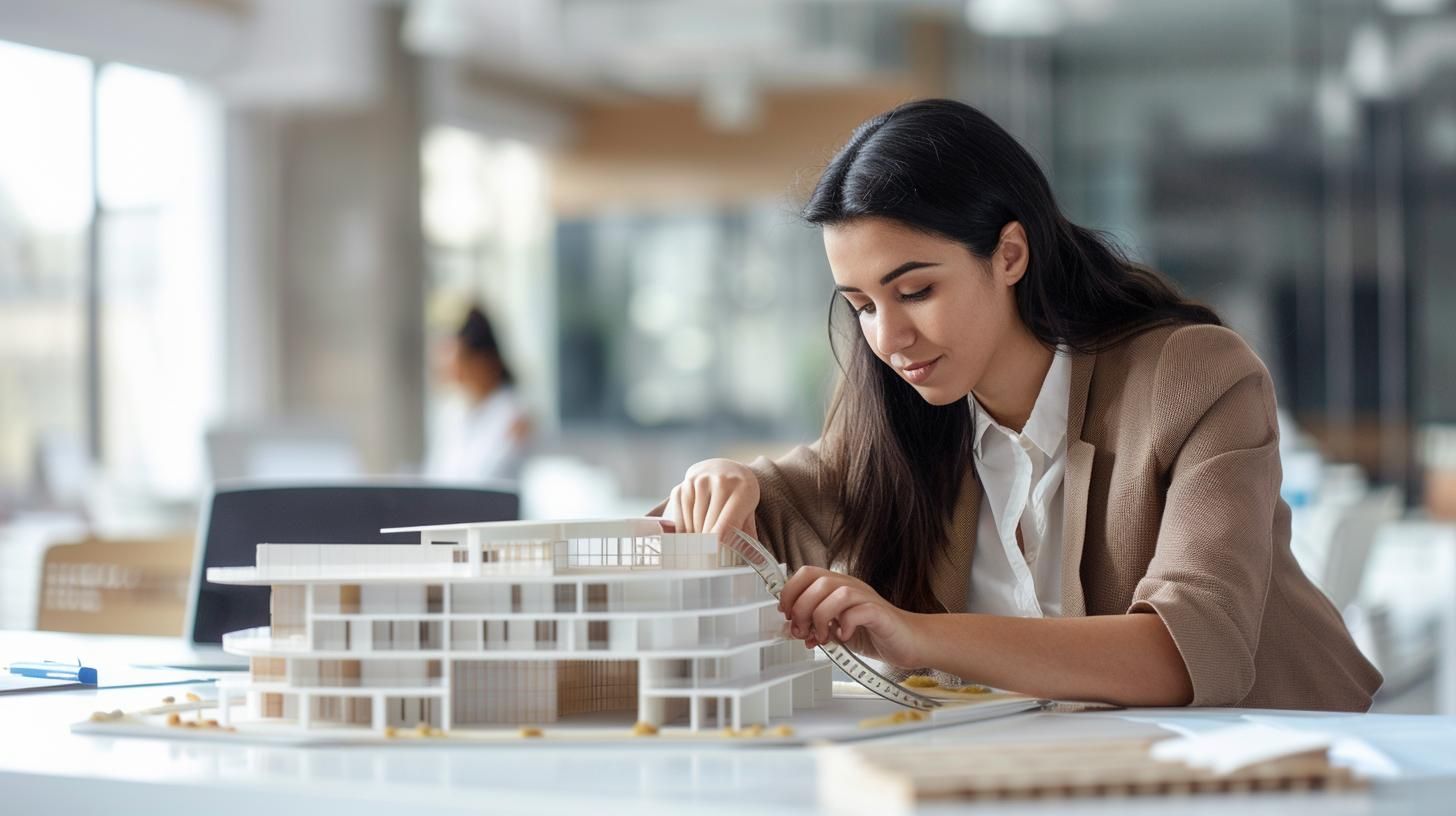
[204,518,833,735]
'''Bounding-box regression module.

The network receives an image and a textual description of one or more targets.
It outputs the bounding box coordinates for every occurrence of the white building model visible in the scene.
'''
[206,518,832,735]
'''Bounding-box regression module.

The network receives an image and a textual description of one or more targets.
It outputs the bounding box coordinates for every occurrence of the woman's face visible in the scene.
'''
[824,216,1026,406]
[439,339,501,396]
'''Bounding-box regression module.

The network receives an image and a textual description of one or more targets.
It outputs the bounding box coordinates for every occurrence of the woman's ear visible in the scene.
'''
[993,222,1030,286]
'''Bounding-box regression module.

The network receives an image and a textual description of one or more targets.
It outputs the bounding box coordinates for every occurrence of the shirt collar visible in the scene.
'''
[969,346,1072,459]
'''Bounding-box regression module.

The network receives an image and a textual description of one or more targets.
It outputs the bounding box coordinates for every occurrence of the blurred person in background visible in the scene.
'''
[659,99,1380,713]
[425,304,531,484]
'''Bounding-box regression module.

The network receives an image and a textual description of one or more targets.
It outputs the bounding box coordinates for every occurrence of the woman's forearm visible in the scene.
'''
[909,611,1194,707]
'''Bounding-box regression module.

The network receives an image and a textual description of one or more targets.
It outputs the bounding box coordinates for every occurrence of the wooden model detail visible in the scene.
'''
[206,518,832,734]
[818,737,1365,809]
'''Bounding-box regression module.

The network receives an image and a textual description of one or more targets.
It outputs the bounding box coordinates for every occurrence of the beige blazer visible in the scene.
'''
[746,324,1382,712]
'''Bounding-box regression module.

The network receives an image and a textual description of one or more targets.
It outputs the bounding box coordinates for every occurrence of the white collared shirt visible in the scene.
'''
[425,387,528,483]
[965,348,1071,618]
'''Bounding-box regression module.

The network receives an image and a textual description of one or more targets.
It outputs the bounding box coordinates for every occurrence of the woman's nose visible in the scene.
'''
[872,310,915,357]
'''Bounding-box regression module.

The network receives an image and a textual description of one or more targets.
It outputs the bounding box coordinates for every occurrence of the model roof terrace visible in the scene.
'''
[207,518,750,584]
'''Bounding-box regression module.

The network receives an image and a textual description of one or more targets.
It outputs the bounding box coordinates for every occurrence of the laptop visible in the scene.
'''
[160,480,518,670]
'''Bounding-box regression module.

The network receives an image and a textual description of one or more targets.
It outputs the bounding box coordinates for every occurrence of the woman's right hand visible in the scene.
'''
[666,458,760,538]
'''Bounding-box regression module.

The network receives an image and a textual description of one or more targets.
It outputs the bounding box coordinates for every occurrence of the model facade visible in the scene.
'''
[206,518,831,734]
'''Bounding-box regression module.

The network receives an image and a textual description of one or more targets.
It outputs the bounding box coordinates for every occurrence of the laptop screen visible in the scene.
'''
[190,484,518,644]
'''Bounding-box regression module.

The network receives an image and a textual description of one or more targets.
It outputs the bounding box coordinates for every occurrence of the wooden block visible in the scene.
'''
[815,737,1367,811]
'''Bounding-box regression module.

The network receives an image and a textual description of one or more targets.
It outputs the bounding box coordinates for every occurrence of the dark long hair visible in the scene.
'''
[802,99,1219,613]
[459,304,514,384]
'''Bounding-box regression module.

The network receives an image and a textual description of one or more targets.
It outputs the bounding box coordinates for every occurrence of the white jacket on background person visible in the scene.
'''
[425,387,529,483]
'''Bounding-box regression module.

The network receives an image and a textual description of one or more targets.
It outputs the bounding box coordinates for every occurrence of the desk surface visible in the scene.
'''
[3,631,1455,815]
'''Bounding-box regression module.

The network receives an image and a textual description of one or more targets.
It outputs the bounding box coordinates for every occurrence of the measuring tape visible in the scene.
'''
[729,529,942,712]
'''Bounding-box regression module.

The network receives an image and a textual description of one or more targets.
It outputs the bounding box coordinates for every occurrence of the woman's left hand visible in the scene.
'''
[778,566,923,667]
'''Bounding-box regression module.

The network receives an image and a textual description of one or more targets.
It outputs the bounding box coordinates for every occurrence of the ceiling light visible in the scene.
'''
[965,0,1063,37]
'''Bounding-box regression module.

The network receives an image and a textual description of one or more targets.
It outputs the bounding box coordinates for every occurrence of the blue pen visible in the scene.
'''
[8,659,98,685]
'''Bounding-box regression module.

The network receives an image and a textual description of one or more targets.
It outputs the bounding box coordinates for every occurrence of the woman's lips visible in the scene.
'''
[901,356,941,385]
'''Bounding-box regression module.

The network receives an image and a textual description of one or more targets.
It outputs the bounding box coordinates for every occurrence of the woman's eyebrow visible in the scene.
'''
[834,261,941,292]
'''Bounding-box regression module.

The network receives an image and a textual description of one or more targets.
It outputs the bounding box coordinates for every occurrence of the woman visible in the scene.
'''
[425,304,531,483]
[662,99,1381,711]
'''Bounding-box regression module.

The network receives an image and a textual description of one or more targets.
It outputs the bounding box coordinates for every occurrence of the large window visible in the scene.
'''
[95,63,222,500]
[555,207,831,436]
[0,41,222,510]
[0,42,91,506]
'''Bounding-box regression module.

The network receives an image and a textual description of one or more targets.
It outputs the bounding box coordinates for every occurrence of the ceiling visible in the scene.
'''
[399,0,1416,101]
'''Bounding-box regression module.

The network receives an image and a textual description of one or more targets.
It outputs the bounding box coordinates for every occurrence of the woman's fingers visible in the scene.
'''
[833,602,882,648]
[667,459,759,539]
[789,574,840,639]
[778,565,827,615]
[699,478,729,534]
[676,480,696,532]
[691,476,711,533]
[708,489,754,537]
[665,485,683,530]
[811,585,862,643]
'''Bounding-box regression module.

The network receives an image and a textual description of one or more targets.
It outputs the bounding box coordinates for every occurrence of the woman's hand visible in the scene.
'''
[666,458,760,538]
[778,566,923,667]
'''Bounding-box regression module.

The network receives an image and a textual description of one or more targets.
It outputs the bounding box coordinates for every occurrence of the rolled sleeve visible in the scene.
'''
[1128,326,1281,707]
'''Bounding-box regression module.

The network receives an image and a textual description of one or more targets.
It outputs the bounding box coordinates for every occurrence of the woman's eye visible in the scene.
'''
[848,299,875,316]
[900,285,933,302]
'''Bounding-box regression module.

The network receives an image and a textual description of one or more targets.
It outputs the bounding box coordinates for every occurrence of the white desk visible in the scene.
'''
[4,631,1455,815]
